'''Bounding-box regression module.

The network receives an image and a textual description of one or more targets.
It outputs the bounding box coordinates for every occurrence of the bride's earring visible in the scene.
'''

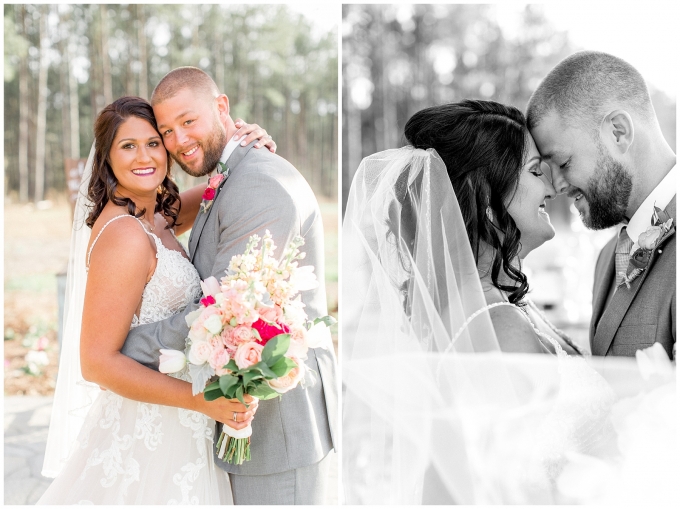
[486,206,494,221]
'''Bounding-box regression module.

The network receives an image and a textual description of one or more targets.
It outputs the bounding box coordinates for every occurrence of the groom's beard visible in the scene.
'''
[580,148,632,230]
[172,118,227,178]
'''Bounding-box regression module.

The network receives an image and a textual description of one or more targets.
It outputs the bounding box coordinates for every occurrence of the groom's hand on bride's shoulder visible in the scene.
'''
[233,119,277,153]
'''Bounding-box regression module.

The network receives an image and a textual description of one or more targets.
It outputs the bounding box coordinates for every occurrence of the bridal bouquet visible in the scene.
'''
[159,231,334,465]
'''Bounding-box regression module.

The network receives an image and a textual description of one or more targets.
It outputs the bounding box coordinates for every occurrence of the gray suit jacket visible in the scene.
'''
[590,197,676,358]
[121,142,337,475]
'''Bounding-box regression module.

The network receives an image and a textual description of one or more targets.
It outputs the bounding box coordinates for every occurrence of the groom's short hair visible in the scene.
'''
[526,51,655,133]
[151,67,220,106]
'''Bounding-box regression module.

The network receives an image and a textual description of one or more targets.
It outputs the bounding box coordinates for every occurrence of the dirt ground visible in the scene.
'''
[4,195,340,396]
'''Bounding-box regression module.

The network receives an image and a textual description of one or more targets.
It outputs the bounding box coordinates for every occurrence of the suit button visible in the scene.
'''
[658,249,663,254]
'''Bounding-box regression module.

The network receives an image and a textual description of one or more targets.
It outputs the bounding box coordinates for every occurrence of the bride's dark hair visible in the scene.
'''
[399,99,530,305]
[86,96,181,229]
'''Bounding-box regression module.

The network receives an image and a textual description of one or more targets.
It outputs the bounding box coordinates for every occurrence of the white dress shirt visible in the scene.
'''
[217,136,241,171]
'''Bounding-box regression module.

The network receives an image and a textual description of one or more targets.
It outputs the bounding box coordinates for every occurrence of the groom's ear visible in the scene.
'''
[600,110,634,155]
[215,94,230,122]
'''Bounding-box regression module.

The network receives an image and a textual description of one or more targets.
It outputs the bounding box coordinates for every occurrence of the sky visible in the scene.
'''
[496,2,678,98]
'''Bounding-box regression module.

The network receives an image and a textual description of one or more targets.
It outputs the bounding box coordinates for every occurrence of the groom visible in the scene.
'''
[121,67,337,504]
[527,51,676,358]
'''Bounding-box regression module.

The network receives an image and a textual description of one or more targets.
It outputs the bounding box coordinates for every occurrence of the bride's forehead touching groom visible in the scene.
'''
[527,51,676,358]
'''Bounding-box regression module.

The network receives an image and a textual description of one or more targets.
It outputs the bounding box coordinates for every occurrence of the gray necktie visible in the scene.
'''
[614,227,634,288]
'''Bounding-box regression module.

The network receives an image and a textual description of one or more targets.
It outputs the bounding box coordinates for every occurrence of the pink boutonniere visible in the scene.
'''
[200,173,226,214]
[619,206,675,289]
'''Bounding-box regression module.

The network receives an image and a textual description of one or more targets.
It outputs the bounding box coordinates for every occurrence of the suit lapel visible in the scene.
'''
[592,196,676,355]
[188,141,258,263]
[590,239,616,342]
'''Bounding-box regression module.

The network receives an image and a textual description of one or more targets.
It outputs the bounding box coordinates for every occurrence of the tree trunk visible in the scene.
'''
[212,6,224,92]
[17,6,30,203]
[34,7,49,203]
[58,8,72,164]
[100,4,113,105]
[137,4,148,99]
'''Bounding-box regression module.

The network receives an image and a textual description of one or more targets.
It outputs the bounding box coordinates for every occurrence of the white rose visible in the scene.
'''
[203,314,223,335]
[185,308,203,327]
[159,349,186,373]
[289,265,318,291]
[306,321,332,349]
[283,298,307,326]
[638,226,663,250]
[188,341,212,365]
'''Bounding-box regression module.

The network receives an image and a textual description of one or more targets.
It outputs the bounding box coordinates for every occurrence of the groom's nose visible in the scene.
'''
[550,167,569,195]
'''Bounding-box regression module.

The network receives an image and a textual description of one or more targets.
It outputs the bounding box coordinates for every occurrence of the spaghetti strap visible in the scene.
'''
[446,302,517,352]
[86,215,150,269]
[445,300,566,356]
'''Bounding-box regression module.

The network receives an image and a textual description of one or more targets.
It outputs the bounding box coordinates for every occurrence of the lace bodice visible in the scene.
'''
[87,215,203,329]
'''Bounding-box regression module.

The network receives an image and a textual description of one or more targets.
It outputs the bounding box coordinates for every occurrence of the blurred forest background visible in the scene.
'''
[342,4,676,349]
[4,4,338,396]
[5,3,338,201]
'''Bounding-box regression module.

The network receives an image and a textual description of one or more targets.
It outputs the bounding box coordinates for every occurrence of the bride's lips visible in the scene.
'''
[132,167,156,176]
[538,203,550,218]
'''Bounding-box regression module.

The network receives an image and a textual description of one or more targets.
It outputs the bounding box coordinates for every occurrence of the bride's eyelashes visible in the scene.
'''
[528,164,544,177]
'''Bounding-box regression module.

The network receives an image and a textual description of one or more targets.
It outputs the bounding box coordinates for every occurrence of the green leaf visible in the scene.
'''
[205,380,221,393]
[251,361,278,379]
[270,356,297,377]
[261,334,290,366]
[249,382,280,400]
[225,359,239,372]
[235,385,245,405]
[219,374,239,395]
[242,370,264,386]
[204,389,223,402]
[251,328,262,341]
[313,315,337,327]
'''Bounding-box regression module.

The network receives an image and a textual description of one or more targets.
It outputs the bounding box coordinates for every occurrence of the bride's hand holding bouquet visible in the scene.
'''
[160,231,335,464]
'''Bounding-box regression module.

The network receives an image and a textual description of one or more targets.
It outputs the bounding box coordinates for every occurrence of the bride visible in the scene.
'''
[342,100,677,504]
[38,96,275,504]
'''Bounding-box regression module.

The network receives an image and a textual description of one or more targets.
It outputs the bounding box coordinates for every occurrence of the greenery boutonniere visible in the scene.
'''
[619,206,675,289]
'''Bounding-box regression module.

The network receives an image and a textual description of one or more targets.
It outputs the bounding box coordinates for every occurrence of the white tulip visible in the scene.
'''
[159,349,186,373]
[200,276,221,297]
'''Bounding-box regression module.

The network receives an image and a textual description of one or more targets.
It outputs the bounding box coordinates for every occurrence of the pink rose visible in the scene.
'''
[268,357,305,394]
[188,341,212,365]
[234,342,263,370]
[287,328,308,359]
[230,325,254,347]
[259,305,283,324]
[252,318,290,346]
[209,174,225,188]
[208,348,231,376]
[202,187,216,201]
[209,335,223,350]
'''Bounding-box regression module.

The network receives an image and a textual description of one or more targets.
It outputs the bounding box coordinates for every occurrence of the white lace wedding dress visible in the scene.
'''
[38,215,232,505]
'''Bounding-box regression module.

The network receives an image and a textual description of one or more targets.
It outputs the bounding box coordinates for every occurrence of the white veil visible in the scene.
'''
[42,143,102,478]
[342,147,677,504]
